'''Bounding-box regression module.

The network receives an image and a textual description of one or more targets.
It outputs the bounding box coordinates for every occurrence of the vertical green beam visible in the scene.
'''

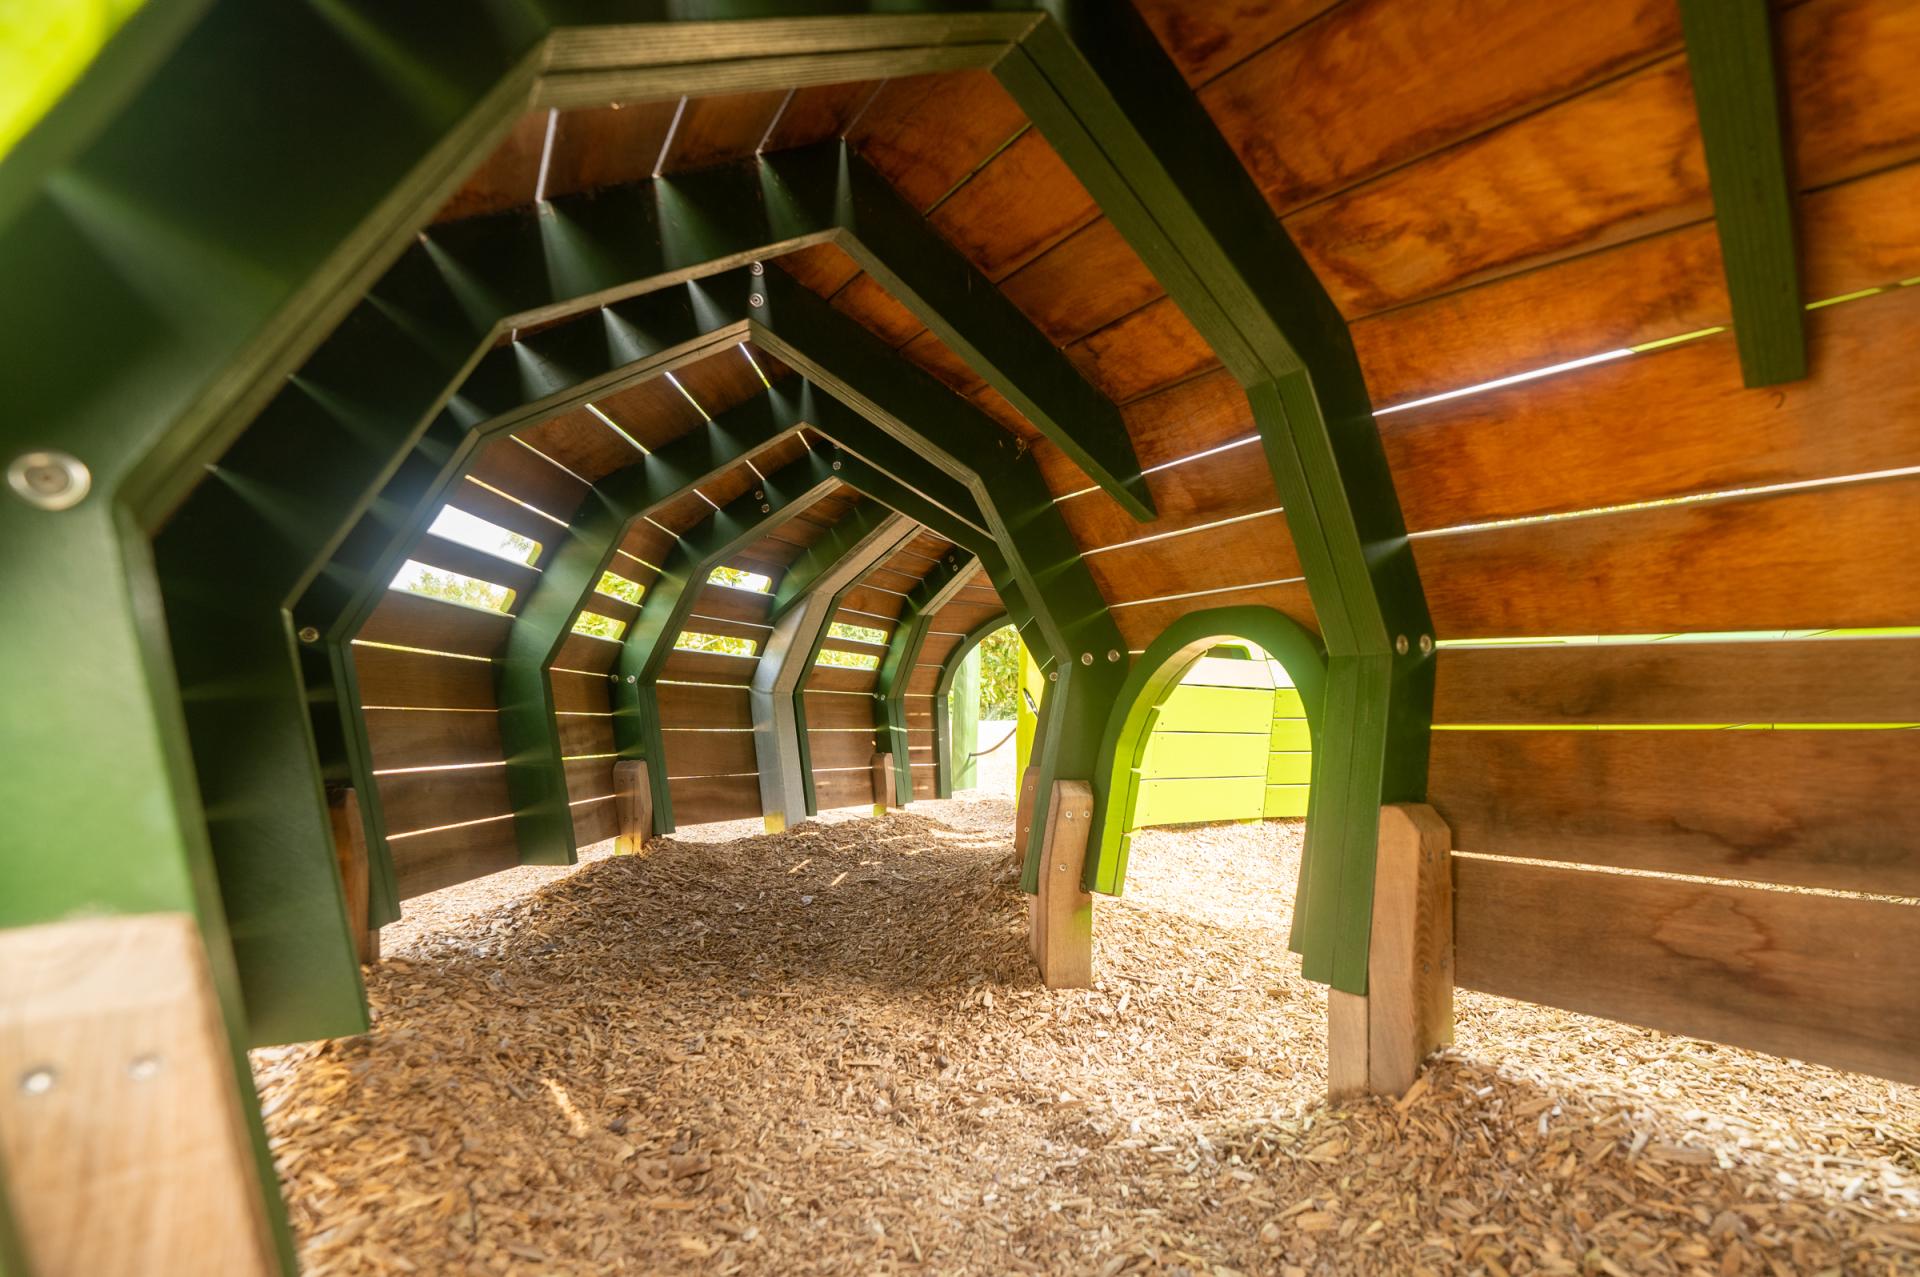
[947,647,981,793]
[932,611,1011,796]
[875,552,978,805]
[1677,0,1806,386]
[996,9,1434,991]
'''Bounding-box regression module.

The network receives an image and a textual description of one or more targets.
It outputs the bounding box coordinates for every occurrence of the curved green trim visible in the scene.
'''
[930,610,1010,797]
[1087,606,1326,896]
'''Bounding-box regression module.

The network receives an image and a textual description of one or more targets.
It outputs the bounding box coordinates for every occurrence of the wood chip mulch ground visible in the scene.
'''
[253,796,1919,1276]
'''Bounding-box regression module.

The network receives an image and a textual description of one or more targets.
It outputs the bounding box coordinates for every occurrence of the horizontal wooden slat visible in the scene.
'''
[658,683,752,729]
[391,818,520,900]
[839,586,905,621]
[571,796,619,847]
[618,519,677,571]
[1419,473,1920,638]
[584,589,639,626]
[660,649,758,685]
[925,600,1004,637]
[1066,296,1218,404]
[689,585,775,626]
[517,406,647,484]
[469,437,591,523]
[1432,729,1920,894]
[354,646,494,710]
[408,533,539,598]
[1087,514,1303,607]
[556,713,614,759]
[553,629,621,674]
[1454,856,1920,1085]
[377,764,512,836]
[1060,443,1279,552]
[669,773,761,825]
[681,614,772,651]
[915,632,962,670]
[1435,637,1920,725]
[807,664,879,694]
[804,691,875,730]
[550,668,612,715]
[361,590,513,658]
[364,709,503,771]
[906,667,940,697]
[808,729,876,771]
[906,728,934,757]
[446,481,564,551]
[1384,286,1920,532]
[661,729,758,779]
[910,767,935,801]
[1113,580,1318,652]
[564,757,615,805]
[811,767,873,812]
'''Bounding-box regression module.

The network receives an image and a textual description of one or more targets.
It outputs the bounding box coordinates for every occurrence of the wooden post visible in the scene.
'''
[326,786,373,964]
[870,751,895,815]
[0,915,279,1276]
[1328,803,1454,1099]
[1030,780,1095,988]
[613,760,652,855]
[1012,764,1041,876]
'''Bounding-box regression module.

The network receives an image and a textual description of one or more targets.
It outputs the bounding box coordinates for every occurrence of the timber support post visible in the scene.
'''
[326,787,374,965]
[870,753,896,814]
[1029,780,1095,989]
[1327,804,1454,1099]
[613,761,652,855]
[1012,764,1042,878]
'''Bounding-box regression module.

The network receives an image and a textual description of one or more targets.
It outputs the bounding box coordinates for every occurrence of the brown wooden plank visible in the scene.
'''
[1453,855,1920,1085]
[838,586,905,621]
[830,271,925,348]
[1435,637,1920,726]
[669,772,762,824]
[1059,443,1281,551]
[583,588,640,627]
[1433,728,1920,894]
[1286,55,1708,318]
[1386,286,1920,532]
[571,795,619,847]
[808,663,879,693]
[361,590,512,659]
[658,682,753,729]
[517,407,645,484]
[550,669,612,715]
[907,727,935,756]
[910,766,936,801]
[469,437,591,521]
[804,691,877,730]
[595,376,708,453]
[408,533,539,598]
[662,729,758,778]
[1034,367,1259,500]
[1782,0,1920,191]
[1067,296,1218,405]
[929,128,1099,281]
[819,634,888,659]
[377,764,512,836]
[1113,580,1318,651]
[564,756,616,805]
[1085,512,1302,606]
[968,384,1043,441]
[899,327,988,397]
[437,110,546,221]
[678,612,771,648]
[862,567,922,595]
[391,817,521,899]
[907,666,940,697]
[926,600,1004,636]
[447,478,565,550]
[811,767,873,812]
[617,518,678,571]
[809,729,877,771]
[1133,0,1339,87]
[845,70,1026,211]
[543,101,680,201]
[1419,472,1920,639]
[660,648,758,685]
[776,241,863,298]
[1204,0,1679,218]
[355,646,496,710]
[556,713,615,760]
[762,81,880,153]
[553,629,622,674]
[916,633,962,670]
[999,217,1164,346]
[658,89,787,173]
[364,709,504,772]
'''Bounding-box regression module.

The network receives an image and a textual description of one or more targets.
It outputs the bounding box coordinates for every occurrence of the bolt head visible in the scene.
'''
[18,1066,55,1096]
[297,625,320,644]
[1047,670,1058,682]
[626,675,636,684]
[1418,633,1433,655]
[831,460,842,471]
[750,261,765,276]
[8,450,90,511]
[749,292,765,308]
[754,490,764,500]
[1394,634,1410,656]
[1107,650,1120,663]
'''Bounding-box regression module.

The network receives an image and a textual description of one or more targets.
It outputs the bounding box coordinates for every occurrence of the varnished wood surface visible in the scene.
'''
[658,682,753,729]
[355,646,496,710]
[1454,855,1920,1085]
[1112,581,1317,652]
[361,591,513,660]
[1432,728,1920,894]
[805,691,877,730]
[928,128,1099,282]
[846,70,1026,212]
[661,728,759,778]
[1084,512,1302,606]
[392,818,520,899]
[377,763,513,836]
[1133,0,1338,87]
[809,728,879,771]
[660,648,759,686]
[669,772,763,824]
[1066,297,1218,405]
[364,708,506,771]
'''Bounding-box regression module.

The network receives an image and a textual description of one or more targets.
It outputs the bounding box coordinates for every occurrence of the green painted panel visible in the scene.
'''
[1139,730,1268,779]
[1272,688,1305,719]
[1266,751,1313,785]
[1270,718,1312,751]
[1155,684,1272,733]
[1133,775,1266,827]
[1264,784,1310,818]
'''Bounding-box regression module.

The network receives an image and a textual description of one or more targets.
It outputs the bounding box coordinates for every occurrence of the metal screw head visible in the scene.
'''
[761,503,771,513]
[754,490,764,500]
[749,292,766,308]
[128,1054,162,1081]
[750,261,765,276]
[1080,652,1093,665]
[831,460,842,471]
[1107,650,1120,663]
[19,1066,55,1095]
[1394,634,1410,656]
[8,451,90,511]
[1418,633,1433,656]
[1047,670,1058,682]
[297,625,320,644]
[625,675,636,684]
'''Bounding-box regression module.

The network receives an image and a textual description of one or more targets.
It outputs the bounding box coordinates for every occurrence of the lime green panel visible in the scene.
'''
[1014,642,1041,779]
[1266,751,1313,784]
[1263,783,1310,817]
[1269,718,1311,751]
[1132,775,1266,827]
[1155,684,1272,733]
[1272,688,1305,719]
[1139,730,1268,779]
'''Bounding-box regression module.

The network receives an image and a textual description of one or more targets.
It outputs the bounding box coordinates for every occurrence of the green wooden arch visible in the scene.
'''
[1087,607,1327,898]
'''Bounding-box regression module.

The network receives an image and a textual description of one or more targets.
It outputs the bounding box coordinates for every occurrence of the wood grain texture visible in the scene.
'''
[669,772,762,825]
[805,691,877,730]
[1085,512,1303,606]
[550,668,613,715]
[437,110,547,221]
[846,70,1026,211]
[776,240,863,298]
[829,271,926,348]
[1287,54,1708,317]
[364,708,505,771]
[542,101,679,201]
[0,915,278,1277]
[1782,0,1920,189]
[391,817,520,899]
[762,81,880,154]
[361,591,512,659]
[1435,637,1920,725]
[329,787,373,964]
[1033,781,1095,989]
[1031,368,1257,500]
[660,649,758,686]
[572,795,619,847]
[658,682,753,729]
[1059,443,1282,551]
[812,767,874,812]
[808,664,880,694]
[998,217,1165,345]
[1453,855,1920,1084]
[1385,285,1920,532]
[1204,0,1679,217]
[1067,296,1219,404]
[1365,804,1454,1096]
[556,713,615,760]
[518,408,647,484]
[1418,472,1920,638]
[1134,0,1339,87]
[661,729,759,779]
[355,646,496,710]
[553,630,622,674]
[614,759,652,853]
[1113,580,1318,652]
[809,729,879,771]
[564,756,616,805]
[377,764,513,836]
[928,127,1099,281]
[1430,729,1920,894]
[839,587,906,620]
[871,752,896,808]
[469,438,592,521]
[658,89,788,173]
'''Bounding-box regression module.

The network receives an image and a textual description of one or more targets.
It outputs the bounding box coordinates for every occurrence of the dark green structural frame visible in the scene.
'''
[1086,606,1327,898]
[1676,0,1806,387]
[931,609,1013,798]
